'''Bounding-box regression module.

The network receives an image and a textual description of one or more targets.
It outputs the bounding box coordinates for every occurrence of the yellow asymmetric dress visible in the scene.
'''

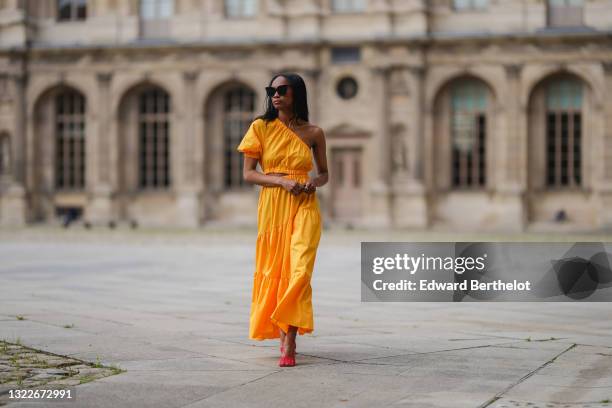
[236,117,322,341]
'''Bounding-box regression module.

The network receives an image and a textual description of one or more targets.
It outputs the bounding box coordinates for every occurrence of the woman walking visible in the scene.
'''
[236,72,328,367]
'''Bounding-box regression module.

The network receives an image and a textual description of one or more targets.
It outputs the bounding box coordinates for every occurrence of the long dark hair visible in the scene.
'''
[255,72,309,125]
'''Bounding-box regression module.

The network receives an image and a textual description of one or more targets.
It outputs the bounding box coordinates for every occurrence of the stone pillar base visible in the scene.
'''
[362,181,392,228]
[391,178,429,229]
[433,191,526,233]
[0,182,27,227]
[597,191,612,230]
[85,186,115,226]
[490,192,526,232]
[175,188,201,228]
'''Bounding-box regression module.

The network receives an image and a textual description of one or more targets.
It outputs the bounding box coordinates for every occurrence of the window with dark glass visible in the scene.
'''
[545,77,582,188]
[138,88,171,189]
[450,80,487,188]
[224,87,255,188]
[57,0,87,21]
[331,47,361,64]
[55,90,86,190]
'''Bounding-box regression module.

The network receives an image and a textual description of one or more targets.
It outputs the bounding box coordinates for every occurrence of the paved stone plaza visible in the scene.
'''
[0,226,611,408]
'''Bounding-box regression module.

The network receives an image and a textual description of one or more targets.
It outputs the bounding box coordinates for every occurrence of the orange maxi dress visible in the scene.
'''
[236,117,322,341]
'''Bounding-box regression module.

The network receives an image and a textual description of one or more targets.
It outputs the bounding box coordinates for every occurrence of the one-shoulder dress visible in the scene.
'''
[236,117,322,340]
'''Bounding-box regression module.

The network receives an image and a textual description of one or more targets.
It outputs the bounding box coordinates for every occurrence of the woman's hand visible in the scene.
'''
[302,180,317,194]
[279,177,304,196]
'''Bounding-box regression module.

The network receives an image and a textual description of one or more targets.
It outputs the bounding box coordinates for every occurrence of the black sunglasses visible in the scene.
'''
[265,85,290,97]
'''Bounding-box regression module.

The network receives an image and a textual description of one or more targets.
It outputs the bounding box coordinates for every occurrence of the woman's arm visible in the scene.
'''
[304,127,329,192]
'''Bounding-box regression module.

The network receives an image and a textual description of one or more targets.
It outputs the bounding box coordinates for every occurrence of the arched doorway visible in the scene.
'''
[32,85,87,222]
[526,72,593,226]
[203,82,258,223]
[117,82,173,224]
[430,75,495,228]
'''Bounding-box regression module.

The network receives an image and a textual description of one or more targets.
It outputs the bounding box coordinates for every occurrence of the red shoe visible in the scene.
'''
[285,354,296,367]
[278,354,296,367]
[278,344,296,367]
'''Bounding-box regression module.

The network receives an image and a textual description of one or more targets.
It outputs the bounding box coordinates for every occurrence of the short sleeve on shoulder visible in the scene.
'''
[236,119,262,159]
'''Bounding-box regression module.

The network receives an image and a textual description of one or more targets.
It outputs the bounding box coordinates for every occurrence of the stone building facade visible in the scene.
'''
[0,0,611,231]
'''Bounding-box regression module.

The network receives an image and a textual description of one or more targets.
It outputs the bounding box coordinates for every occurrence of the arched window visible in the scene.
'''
[138,87,171,189]
[545,77,582,187]
[224,86,255,188]
[450,79,487,188]
[0,133,10,176]
[55,90,86,190]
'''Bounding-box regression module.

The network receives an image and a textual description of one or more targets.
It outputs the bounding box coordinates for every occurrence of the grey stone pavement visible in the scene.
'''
[0,226,611,408]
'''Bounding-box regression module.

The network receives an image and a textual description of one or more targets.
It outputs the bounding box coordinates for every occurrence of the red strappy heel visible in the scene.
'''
[278,353,295,367]
[278,343,296,367]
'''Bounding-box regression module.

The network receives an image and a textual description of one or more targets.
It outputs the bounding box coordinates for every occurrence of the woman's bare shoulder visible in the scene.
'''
[307,124,325,140]
[297,119,322,135]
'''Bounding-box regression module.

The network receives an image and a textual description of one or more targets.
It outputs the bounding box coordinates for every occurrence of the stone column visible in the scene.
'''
[302,68,321,125]
[97,73,113,186]
[5,0,20,9]
[409,66,425,184]
[503,64,523,191]
[390,65,428,228]
[596,62,612,228]
[422,95,435,225]
[601,63,612,187]
[85,72,114,226]
[10,73,26,185]
[174,70,201,228]
[366,66,392,228]
[499,63,527,231]
[1,72,27,226]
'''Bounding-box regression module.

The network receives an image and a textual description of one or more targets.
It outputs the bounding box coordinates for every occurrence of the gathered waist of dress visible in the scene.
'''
[264,168,310,176]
